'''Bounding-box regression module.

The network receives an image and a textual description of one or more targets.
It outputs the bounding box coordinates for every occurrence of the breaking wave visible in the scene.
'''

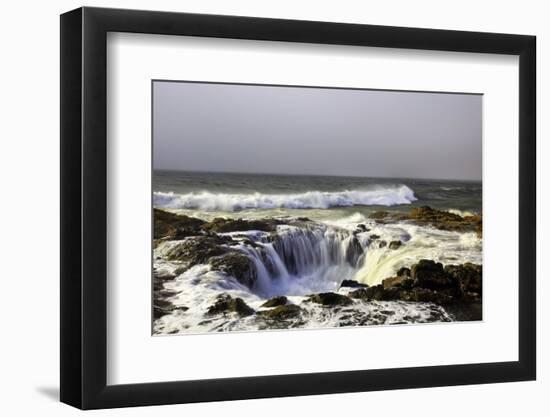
[154,185,417,211]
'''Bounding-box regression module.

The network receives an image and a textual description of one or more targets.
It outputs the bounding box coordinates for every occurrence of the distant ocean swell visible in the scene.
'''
[153,185,417,211]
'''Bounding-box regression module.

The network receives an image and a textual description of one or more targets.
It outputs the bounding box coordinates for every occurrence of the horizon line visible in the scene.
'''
[152,168,482,183]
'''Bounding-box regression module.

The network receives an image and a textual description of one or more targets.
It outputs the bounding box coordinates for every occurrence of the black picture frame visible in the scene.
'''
[60,6,536,410]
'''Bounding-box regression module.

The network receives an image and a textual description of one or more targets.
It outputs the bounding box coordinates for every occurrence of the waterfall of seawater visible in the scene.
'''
[229,221,483,297]
[233,225,367,297]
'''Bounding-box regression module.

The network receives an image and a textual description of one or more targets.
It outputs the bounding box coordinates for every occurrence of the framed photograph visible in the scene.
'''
[60,7,536,409]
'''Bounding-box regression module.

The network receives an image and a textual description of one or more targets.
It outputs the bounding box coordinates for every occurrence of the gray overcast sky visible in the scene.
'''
[153,81,482,181]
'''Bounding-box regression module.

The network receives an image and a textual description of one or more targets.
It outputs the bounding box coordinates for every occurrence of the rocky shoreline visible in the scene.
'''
[153,206,482,332]
[369,205,482,237]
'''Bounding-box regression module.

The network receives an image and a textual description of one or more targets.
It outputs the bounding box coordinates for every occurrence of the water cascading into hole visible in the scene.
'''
[234,225,367,297]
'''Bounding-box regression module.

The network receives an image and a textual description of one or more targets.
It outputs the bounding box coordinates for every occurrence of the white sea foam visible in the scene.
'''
[153,185,417,211]
[152,215,480,334]
[153,257,452,335]
[354,223,482,286]
[447,208,477,217]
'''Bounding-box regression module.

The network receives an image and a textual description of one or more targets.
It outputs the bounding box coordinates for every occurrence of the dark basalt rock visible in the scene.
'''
[397,267,411,277]
[368,206,482,236]
[153,280,164,292]
[378,240,387,248]
[356,224,369,232]
[163,235,258,288]
[261,296,288,307]
[206,294,255,317]
[471,217,483,238]
[153,270,176,281]
[209,252,257,288]
[369,234,381,241]
[340,279,368,289]
[306,292,353,306]
[173,266,189,275]
[378,286,402,301]
[408,206,482,235]
[361,259,482,309]
[349,285,399,301]
[388,240,402,250]
[258,304,302,320]
[232,236,262,248]
[154,208,206,240]
[349,288,370,300]
[153,301,189,319]
[382,275,413,290]
[203,217,282,233]
[445,263,482,295]
[411,259,455,290]
[409,205,462,222]
[398,288,455,305]
[164,235,233,265]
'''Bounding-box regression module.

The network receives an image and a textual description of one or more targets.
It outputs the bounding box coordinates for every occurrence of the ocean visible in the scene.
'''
[152,170,482,334]
[153,170,481,216]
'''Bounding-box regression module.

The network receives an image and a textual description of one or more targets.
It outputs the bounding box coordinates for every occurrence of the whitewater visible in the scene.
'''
[152,170,482,334]
[153,185,417,211]
[153,212,481,334]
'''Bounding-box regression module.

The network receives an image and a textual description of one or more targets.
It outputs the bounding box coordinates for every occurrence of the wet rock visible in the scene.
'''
[232,236,262,248]
[411,259,455,290]
[469,216,483,238]
[369,234,381,241]
[209,252,257,288]
[397,267,411,277]
[388,240,402,250]
[173,266,188,275]
[154,208,206,239]
[382,276,413,290]
[206,294,255,317]
[408,206,482,234]
[368,206,482,235]
[154,270,176,281]
[164,235,233,265]
[306,292,353,306]
[350,259,481,307]
[258,304,302,320]
[153,280,164,292]
[445,263,482,295]
[154,298,172,310]
[340,279,368,288]
[378,286,402,300]
[153,271,177,300]
[153,307,167,320]
[368,211,390,221]
[261,296,288,308]
[203,217,281,233]
[356,224,369,232]
[158,289,177,298]
[349,285,392,301]
[409,205,462,222]
[349,288,370,300]
[379,310,395,316]
[153,302,189,319]
[378,240,387,248]
[399,288,455,305]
